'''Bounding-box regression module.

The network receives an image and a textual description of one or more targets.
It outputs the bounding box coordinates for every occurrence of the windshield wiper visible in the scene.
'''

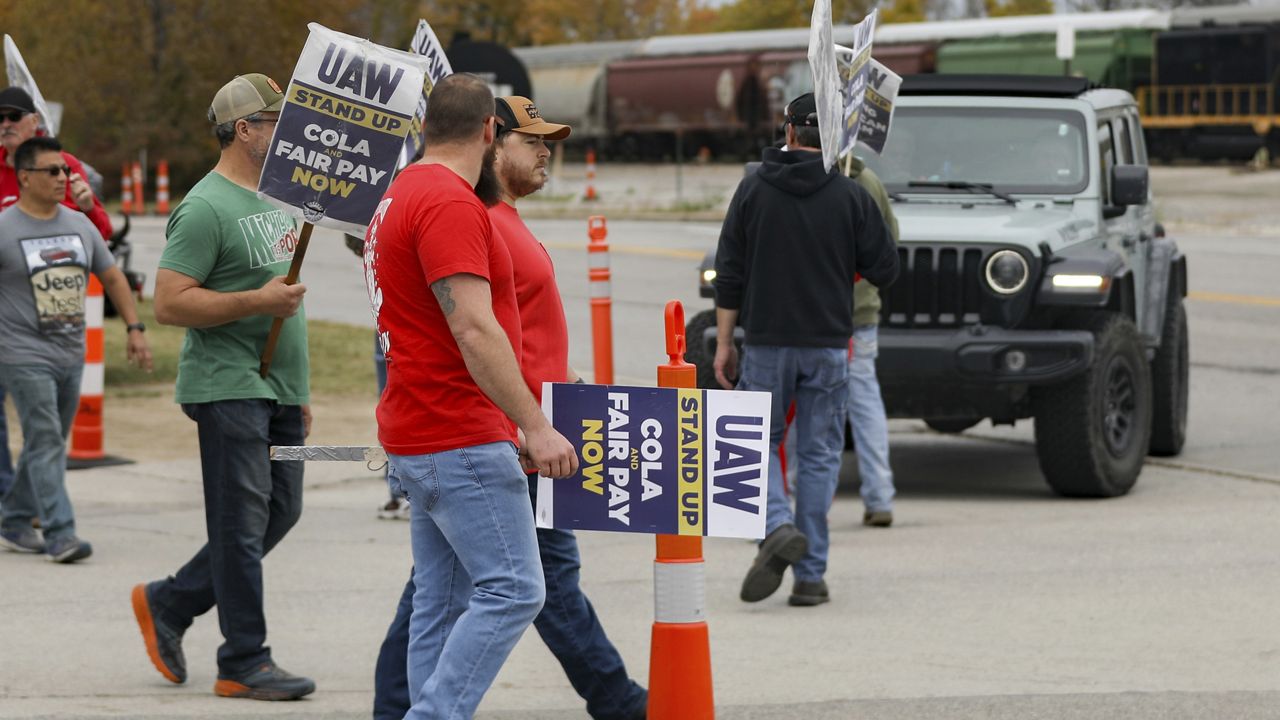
[907,180,1016,205]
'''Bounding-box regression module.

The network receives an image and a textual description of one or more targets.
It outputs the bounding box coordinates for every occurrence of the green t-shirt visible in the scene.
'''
[159,172,309,405]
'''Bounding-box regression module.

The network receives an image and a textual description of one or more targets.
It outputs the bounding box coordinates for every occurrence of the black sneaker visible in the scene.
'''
[215,661,315,701]
[0,528,45,553]
[740,524,808,602]
[131,582,187,684]
[788,579,830,607]
[45,535,92,563]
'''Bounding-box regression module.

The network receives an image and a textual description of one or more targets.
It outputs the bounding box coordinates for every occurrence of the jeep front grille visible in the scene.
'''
[879,245,1036,328]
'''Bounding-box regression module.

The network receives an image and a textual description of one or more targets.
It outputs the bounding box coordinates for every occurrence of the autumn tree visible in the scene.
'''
[984,0,1054,16]
[713,0,877,32]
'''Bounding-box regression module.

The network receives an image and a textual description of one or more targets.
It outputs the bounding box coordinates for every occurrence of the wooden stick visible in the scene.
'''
[259,221,314,379]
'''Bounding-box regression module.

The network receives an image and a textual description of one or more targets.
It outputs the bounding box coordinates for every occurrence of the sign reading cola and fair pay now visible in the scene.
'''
[537,384,771,540]
[258,23,431,235]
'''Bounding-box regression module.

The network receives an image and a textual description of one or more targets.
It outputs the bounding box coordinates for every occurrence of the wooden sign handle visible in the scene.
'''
[259,222,315,379]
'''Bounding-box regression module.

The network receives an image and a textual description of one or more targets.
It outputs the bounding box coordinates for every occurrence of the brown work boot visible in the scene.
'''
[788,579,830,607]
[740,524,808,602]
[863,510,893,528]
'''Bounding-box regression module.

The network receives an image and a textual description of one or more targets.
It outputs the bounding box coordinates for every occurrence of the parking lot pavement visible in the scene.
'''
[2,427,1278,718]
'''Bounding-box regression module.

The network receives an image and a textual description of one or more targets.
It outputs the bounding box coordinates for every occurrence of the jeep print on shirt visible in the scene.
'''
[20,233,89,334]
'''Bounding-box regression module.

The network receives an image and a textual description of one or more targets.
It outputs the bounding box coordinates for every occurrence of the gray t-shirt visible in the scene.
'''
[0,204,112,368]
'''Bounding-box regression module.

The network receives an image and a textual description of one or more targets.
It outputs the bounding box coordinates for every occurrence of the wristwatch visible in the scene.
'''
[126,322,146,333]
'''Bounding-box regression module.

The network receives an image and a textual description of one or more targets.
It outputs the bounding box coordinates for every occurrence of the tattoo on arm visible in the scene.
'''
[432,279,456,316]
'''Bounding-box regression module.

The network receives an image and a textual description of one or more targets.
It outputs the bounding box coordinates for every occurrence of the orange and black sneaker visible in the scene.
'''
[131,582,187,684]
[215,661,315,701]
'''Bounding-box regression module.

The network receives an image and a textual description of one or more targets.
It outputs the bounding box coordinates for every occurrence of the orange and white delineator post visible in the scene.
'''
[584,147,599,201]
[587,216,614,384]
[649,300,715,720]
[121,165,134,215]
[68,275,106,462]
[131,162,145,215]
[154,160,170,214]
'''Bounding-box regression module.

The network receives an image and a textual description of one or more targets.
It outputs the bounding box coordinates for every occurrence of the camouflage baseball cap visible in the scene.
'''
[209,73,285,124]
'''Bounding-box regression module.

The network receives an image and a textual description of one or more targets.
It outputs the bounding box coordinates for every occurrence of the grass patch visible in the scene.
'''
[105,300,376,398]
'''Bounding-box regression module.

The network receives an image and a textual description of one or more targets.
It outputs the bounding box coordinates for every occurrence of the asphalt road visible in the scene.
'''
[6,206,1277,719]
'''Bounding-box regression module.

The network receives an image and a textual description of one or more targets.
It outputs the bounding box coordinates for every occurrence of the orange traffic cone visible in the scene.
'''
[121,165,133,215]
[67,275,131,470]
[649,300,715,720]
[155,160,170,215]
[132,162,145,215]
[583,148,599,201]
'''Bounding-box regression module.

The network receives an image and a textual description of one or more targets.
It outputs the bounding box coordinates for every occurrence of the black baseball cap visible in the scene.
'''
[785,92,818,128]
[0,87,36,114]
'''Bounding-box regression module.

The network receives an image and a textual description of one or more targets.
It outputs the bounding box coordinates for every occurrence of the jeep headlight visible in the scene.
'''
[701,268,717,284]
[985,250,1029,295]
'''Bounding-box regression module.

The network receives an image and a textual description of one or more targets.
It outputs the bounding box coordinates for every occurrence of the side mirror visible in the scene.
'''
[1110,165,1148,207]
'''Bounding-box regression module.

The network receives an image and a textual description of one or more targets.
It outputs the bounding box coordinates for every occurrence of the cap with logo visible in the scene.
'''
[494,96,571,141]
[785,92,819,127]
[0,87,36,114]
[210,73,285,124]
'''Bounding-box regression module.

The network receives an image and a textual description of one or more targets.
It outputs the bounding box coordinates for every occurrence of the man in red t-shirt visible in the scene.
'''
[0,87,112,240]
[372,97,648,720]
[364,73,577,719]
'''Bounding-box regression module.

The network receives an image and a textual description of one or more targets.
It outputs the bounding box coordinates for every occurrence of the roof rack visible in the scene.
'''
[900,74,1094,98]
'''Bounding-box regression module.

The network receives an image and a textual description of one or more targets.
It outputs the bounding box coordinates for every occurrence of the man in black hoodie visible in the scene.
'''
[713,92,899,607]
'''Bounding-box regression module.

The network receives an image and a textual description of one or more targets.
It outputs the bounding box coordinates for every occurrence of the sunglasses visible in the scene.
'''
[0,110,29,123]
[23,164,71,177]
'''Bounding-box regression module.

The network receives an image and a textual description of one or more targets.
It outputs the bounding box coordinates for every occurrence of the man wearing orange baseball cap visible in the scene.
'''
[372,96,647,720]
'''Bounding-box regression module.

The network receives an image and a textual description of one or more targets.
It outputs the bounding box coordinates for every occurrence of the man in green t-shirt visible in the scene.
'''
[129,74,315,702]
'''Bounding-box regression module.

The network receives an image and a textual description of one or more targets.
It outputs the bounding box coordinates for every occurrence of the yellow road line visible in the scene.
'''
[1189,291,1280,308]
[542,241,704,260]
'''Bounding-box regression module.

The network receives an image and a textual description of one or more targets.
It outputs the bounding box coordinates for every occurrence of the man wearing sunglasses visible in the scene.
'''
[0,87,112,241]
[0,136,152,562]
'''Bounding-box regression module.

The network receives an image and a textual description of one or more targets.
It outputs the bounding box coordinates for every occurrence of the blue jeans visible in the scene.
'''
[388,441,546,720]
[148,399,305,675]
[847,326,894,513]
[738,344,847,582]
[0,384,14,498]
[373,473,648,720]
[0,363,83,542]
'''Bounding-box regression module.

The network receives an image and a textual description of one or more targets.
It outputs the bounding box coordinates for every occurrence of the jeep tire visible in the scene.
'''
[1032,314,1152,498]
[683,309,720,389]
[1148,293,1189,457]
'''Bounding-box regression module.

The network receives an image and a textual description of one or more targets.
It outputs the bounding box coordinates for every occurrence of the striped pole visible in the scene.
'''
[132,162,145,215]
[587,216,613,384]
[154,160,170,215]
[121,165,133,215]
[650,300,715,719]
[583,147,599,201]
[68,274,106,462]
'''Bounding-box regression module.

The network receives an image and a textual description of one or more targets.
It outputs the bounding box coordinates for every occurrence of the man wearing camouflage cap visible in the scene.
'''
[130,73,315,701]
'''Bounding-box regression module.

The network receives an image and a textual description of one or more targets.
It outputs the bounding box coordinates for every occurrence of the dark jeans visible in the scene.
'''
[149,399,305,675]
[0,384,17,500]
[373,474,647,720]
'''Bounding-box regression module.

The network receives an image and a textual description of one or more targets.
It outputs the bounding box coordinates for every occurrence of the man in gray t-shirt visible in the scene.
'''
[0,136,151,563]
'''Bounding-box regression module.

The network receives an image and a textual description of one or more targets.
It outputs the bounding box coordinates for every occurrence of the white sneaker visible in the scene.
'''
[376,497,410,521]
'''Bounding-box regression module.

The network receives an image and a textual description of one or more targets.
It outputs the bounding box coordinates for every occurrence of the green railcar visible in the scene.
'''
[936,29,1154,92]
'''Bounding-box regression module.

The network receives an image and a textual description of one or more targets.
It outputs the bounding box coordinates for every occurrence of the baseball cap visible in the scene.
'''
[494,96,571,141]
[0,87,36,114]
[785,92,819,127]
[209,73,285,124]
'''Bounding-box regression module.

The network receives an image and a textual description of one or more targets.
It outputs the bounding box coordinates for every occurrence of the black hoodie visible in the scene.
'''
[714,147,899,348]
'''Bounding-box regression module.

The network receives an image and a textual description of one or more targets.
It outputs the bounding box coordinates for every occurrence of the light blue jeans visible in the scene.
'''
[738,344,848,583]
[0,363,82,542]
[847,325,895,513]
[388,441,545,720]
[0,384,13,498]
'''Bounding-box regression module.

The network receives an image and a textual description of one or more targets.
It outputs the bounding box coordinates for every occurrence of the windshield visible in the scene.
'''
[863,106,1090,195]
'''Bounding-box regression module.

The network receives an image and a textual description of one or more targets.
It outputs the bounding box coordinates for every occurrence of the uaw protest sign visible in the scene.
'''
[398,18,453,171]
[536,383,771,540]
[259,24,431,235]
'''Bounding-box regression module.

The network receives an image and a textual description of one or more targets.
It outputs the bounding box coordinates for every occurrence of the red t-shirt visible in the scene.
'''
[489,202,569,403]
[365,164,522,455]
[0,147,113,241]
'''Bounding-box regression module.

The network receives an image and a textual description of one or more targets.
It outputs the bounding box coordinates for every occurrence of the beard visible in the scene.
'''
[474,143,502,207]
[502,163,544,201]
